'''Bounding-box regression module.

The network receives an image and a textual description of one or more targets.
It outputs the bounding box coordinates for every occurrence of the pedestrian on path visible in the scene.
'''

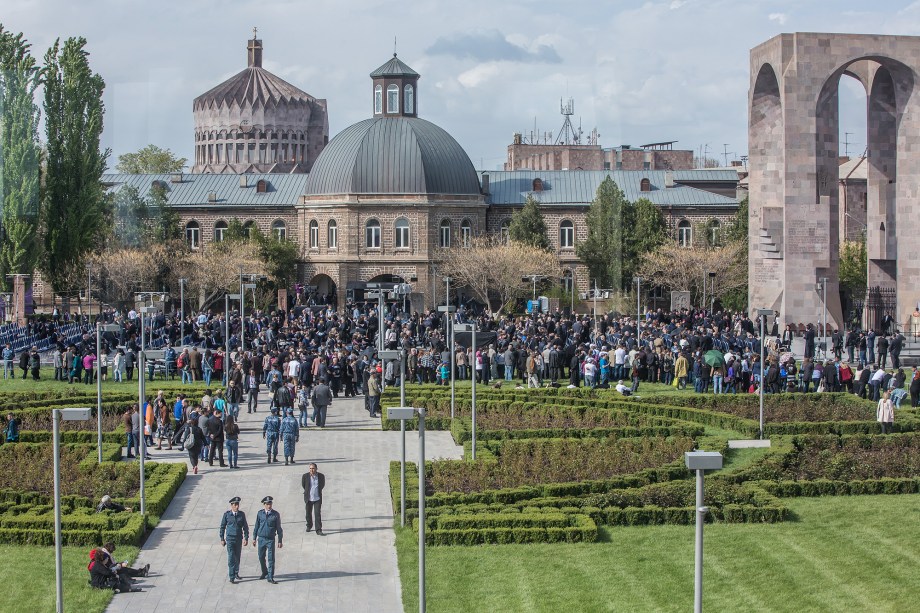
[224,415,240,469]
[311,377,332,427]
[263,407,281,463]
[280,408,300,465]
[220,496,249,584]
[252,496,283,584]
[185,416,207,475]
[302,463,325,535]
[366,371,381,418]
[207,408,228,467]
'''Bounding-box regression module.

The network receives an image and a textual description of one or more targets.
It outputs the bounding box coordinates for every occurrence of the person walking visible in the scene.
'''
[224,415,240,469]
[245,369,260,414]
[252,496,283,584]
[302,462,325,535]
[227,379,243,420]
[219,496,249,584]
[877,390,895,434]
[207,408,227,467]
[366,371,381,418]
[280,408,300,465]
[184,416,207,475]
[263,407,282,463]
[311,377,333,427]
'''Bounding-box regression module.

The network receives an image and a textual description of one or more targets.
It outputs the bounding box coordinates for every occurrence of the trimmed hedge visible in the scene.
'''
[422,512,598,545]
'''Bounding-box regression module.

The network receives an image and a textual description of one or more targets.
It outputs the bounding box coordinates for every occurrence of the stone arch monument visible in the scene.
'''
[749,33,920,329]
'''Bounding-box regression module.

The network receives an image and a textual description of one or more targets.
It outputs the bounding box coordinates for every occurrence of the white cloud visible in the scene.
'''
[670,0,688,9]
[769,12,788,25]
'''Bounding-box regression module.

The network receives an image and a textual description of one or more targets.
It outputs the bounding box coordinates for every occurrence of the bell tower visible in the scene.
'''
[370,53,419,117]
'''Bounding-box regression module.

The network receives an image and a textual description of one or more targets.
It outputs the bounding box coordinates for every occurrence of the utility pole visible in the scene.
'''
[723,143,730,167]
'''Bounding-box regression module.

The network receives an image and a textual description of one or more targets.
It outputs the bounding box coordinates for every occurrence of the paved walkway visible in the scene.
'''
[107,391,462,613]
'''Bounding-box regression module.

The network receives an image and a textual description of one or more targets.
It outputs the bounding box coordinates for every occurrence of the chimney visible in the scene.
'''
[247,38,263,68]
[207,191,218,202]
[240,175,248,188]
[665,171,674,188]
[481,172,490,195]
[513,132,522,145]
[170,172,183,183]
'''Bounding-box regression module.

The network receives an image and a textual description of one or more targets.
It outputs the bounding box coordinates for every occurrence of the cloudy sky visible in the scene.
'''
[5,0,919,170]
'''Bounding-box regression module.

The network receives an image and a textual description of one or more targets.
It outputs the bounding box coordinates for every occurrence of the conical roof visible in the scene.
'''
[194,67,315,110]
[370,54,419,78]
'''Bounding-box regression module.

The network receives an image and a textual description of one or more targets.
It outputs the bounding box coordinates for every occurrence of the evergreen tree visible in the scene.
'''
[623,197,666,281]
[508,195,549,250]
[41,37,110,297]
[0,25,42,289]
[576,176,627,289]
[147,183,181,243]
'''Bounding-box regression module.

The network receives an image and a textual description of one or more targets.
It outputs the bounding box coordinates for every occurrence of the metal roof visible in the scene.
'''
[304,117,481,196]
[102,173,309,206]
[370,54,420,78]
[483,170,739,207]
[193,66,318,110]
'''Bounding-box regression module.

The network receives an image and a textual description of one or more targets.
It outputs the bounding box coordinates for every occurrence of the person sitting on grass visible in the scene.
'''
[96,495,133,513]
[88,548,139,593]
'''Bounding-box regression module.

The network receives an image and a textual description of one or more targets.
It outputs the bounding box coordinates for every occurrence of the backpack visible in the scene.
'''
[177,354,186,368]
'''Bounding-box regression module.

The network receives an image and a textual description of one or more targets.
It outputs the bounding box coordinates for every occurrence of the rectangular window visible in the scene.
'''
[328,225,338,249]
[310,225,319,248]
[560,225,574,248]
[186,227,200,250]
[439,225,450,248]
[461,225,471,248]
[366,225,381,248]
[395,226,409,248]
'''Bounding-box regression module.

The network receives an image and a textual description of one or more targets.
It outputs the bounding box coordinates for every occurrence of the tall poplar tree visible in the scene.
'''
[576,176,627,289]
[0,25,42,289]
[41,37,110,297]
[508,195,550,250]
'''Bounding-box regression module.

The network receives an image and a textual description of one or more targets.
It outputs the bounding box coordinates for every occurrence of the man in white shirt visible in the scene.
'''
[301,463,326,535]
[287,357,301,380]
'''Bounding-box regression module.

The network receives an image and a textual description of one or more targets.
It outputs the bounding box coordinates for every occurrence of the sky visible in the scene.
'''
[4,0,919,171]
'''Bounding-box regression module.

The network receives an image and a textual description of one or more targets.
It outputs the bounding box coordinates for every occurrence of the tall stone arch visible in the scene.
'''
[749,33,920,329]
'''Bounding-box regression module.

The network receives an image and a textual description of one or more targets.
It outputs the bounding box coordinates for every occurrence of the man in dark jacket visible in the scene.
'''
[803,324,816,359]
[311,378,333,427]
[801,359,815,393]
[877,335,890,369]
[207,408,227,467]
[889,334,903,369]
[821,361,838,392]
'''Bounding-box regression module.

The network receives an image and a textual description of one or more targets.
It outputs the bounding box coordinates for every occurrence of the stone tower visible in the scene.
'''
[192,36,329,173]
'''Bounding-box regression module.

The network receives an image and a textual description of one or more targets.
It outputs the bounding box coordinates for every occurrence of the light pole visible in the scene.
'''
[386,406,427,613]
[96,323,121,463]
[818,277,828,358]
[224,293,241,382]
[53,407,92,613]
[241,281,257,353]
[138,305,157,514]
[178,278,186,346]
[685,451,723,613]
[438,304,457,418]
[381,349,406,525]
[708,272,716,313]
[757,308,772,439]
[455,323,478,459]
[634,277,642,324]
[570,267,575,315]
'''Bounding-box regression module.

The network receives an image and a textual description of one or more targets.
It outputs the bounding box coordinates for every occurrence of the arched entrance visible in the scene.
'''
[307,274,337,306]
[748,33,920,330]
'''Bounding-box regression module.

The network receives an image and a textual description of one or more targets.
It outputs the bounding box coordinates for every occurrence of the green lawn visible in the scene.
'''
[0,544,139,612]
[0,376,209,393]
[396,494,920,613]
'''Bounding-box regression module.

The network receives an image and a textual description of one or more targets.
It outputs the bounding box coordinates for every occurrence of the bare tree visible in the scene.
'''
[638,240,746,306]
[175,241,265,309]
[88,247,163,306]
[438,237,561,316]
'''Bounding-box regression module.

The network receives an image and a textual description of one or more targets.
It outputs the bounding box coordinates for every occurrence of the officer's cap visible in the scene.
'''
[271,406,279,413]
[229,496,241,504]
[261,496,273,504]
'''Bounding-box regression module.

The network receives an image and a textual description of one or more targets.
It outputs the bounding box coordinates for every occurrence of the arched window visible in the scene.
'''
[309,220,319,248]
[374,85,383,114]
[404,84,415,114]
[387,84,399,113]
[185,221,200,250]
[243,220,255,239]
[708,219,721,246]
[640,178,651,192]
[559,220,574,248]
[439,219,451,248]
[272,219,286,241]
[256,179,268,193]
[532,178,544,192]
[366,219,381,248]
[460,219,472,248]
[214,220,228,242]
[499,219,511,244]
[677,220,692,248]
[327,220,338,249]
[395,217,410,248]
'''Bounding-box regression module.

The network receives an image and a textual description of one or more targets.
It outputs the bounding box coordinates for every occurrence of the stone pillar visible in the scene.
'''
[12,275,27,326]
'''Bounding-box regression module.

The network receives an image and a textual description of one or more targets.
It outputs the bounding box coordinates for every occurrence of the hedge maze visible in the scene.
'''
[384,387,920,546]
[0,388,188,547]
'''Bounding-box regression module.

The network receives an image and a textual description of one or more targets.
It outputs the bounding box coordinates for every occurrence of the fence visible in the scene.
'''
[852,286,897,333]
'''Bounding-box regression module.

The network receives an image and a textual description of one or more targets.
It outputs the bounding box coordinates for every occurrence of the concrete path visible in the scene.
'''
[107,391,462,613]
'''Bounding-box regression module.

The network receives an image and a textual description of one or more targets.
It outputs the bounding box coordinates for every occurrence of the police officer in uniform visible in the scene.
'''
[219,496,249,583]
[252,495,283,584]
[262,406,282,463]
[280,407,300,465]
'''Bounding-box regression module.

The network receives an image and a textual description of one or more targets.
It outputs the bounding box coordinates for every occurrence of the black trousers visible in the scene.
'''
[305,498,322,532]
[209,439,225,465]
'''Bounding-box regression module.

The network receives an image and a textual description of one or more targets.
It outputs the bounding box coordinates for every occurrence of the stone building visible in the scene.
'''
[191,36,329,173]
[505,137,694,172]
[103,54,739,312]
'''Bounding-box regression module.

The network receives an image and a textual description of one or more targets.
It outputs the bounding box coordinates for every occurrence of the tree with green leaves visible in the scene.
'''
[0,25,42,290]
[720,197,749,312]
[623,197,666,281]
[576,176,627,289]
[147,183,182,243]
[839,238,867,296]
[116,144,186,174]
[41,37,110,301]
[111,185,149,248]
[508,195,549,250]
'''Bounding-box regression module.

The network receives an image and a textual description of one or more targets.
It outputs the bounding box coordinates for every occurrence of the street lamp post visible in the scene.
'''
[685,451,723,613]
[224,293,241,384]
[455,323,478,459]
[138,306,157,514]
[708,272,716,313]
[438,305,457,418]
[571,267,575,315]
[634,277,642,324]
[96,323,121,463]
[380,349,406,525]
[53,407,92,613]
[757,308,772,439]
[178,278,186,346]
[819,277,828,358]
